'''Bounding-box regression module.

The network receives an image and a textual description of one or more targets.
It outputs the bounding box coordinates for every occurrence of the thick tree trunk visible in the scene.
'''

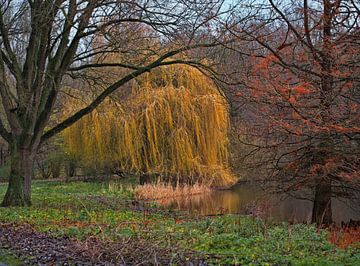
[311,178,332,225]
[1,146,34,207]
[139,173,151,185]
[310,0,334,226]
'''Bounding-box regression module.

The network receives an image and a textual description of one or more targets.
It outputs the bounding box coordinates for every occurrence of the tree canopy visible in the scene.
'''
[63,65,235,187]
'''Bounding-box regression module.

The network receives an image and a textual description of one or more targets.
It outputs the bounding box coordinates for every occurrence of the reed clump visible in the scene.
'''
[134,182,211,201]
[62,65,236,187]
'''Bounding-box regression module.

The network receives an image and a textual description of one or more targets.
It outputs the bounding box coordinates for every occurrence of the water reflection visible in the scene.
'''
[158,183,360,223]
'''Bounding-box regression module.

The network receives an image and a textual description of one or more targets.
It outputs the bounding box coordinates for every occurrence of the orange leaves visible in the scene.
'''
[288,96,297,104]
[286,83,312,106]
[329,124,360,134]
[292,85,312,95]
[329,227,360,249]
[309,164,323,175]
[308,157,360,181]
[277,120,303,135]
[309,158,339,175]
[254,54,279,72]
[338,172,354,182]
[286,162,297,171]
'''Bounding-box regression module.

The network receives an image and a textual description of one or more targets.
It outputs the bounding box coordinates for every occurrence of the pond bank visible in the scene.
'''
[157,182,360,224]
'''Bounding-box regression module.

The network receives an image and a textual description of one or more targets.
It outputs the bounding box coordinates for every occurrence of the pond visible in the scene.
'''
[158,182,360,223]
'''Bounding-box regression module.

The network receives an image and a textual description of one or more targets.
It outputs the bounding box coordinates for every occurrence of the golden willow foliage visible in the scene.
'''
[62,65,236,186]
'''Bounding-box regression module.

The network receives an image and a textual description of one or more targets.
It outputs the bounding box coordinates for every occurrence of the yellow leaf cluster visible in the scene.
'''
[62,65,236,187]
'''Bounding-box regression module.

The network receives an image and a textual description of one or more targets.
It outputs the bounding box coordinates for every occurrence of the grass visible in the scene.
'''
[0,180,360,265]
[0,249,23,266]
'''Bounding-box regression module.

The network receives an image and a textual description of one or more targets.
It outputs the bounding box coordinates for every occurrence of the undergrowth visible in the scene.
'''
[0,180,359,265]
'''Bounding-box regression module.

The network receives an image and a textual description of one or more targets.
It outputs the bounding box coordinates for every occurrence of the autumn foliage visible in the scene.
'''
[62,65,235,186]
[222,0,360,224]
[329,227,360,249]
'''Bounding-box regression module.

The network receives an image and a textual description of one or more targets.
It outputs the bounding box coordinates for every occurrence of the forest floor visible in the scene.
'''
[0,180,360,265]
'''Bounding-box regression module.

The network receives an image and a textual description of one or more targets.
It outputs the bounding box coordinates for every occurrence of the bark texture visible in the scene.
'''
[312,178,332,225]
[1,147,34,207]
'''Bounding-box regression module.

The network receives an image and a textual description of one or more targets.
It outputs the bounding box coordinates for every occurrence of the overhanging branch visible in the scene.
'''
[40,42,223,143]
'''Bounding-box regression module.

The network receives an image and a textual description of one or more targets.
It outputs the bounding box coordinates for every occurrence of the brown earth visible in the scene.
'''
[0,223,205,265]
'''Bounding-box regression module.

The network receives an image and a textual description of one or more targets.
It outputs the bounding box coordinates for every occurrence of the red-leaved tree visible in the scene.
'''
[226,0,360,224]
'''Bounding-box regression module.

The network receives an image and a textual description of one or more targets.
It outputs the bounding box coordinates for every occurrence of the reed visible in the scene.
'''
[134,182,211,201]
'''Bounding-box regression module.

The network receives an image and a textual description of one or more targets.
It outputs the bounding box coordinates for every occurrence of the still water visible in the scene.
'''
[158,183,360,223]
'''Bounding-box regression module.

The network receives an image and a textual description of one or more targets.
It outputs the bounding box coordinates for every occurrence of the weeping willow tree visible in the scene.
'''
[62,65,235,186]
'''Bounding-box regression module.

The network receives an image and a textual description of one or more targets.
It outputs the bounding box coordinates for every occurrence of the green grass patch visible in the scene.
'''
[161,216,360,265]
[0,180,360,265]
[0,249,23,266]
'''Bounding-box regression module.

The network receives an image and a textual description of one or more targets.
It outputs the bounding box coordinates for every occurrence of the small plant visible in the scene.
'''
[102,180,134,198]
[108,181,124,193]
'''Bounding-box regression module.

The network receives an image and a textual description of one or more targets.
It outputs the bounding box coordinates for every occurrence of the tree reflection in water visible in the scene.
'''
[157,183,360,224]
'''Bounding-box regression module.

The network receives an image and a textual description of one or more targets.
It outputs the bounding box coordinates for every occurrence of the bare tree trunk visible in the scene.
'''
[1,146,34,207]
[312,178,332,225]
[310,0,334,226]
